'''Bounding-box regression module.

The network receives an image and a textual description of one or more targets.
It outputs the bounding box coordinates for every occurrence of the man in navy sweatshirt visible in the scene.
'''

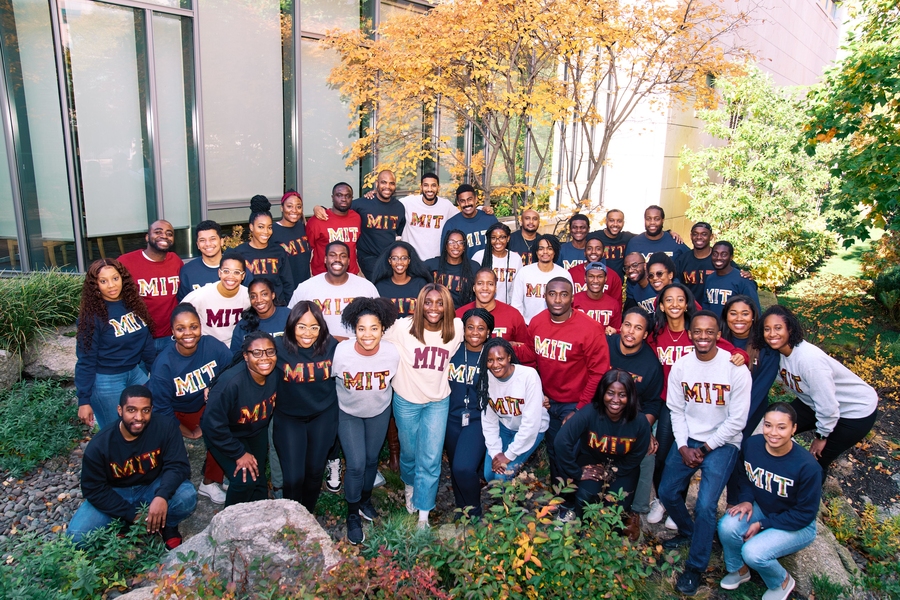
[68,385,196,549]
[442,184,498,259]
[624,205,689,262]
[702,241,760,318]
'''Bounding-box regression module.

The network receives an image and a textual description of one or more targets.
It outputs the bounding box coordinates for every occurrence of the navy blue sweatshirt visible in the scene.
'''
[80,415,190,522]
[702,269,761,317]
[230,306,290,353]
[675,251,714,300]
[588,229,635,279]
[201,364,276,460]
[606,334,664,419]
[148,337,234,417]
[425,257,481,308]
[442,211,499,259]
[737,435,822,531]
[376,277,428,317]
[508,230,538,266]
[234,242,295,305]
[75,301,156,406]
[275,336,338,418]
[270,221,311,286]
[177,257,254,301]
[447,345,484,422]
[557,242,588,270]
[625,232,689,262]
[731,336,781,436]
[624,281,657,313]
[352,196,406,277]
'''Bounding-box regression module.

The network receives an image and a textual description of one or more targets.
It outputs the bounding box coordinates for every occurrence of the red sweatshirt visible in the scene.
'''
[568,264,623,307]
[117,250,183,338]
[306,209,362,276]
[527,309,609,409]
[573,291,622,330]
[456,300,536,366]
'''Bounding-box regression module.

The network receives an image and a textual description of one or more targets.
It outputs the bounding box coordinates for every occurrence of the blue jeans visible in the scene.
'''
[719,502,817,589]
[393,393,449,512]
[659,438,738,572]
[483,422,545,482]
[68,478,196,544]
[91,365,149,430]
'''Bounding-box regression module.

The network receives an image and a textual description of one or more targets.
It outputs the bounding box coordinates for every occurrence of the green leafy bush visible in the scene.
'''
[361,511,436,571]
[0,380,81,476]
[871,264,900,325]
[0,270,82,355]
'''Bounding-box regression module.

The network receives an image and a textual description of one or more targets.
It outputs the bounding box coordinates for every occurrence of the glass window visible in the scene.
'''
[300,0,359,35]
[0,130,19,269]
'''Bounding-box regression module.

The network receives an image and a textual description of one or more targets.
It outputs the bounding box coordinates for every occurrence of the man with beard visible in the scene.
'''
[567,236,623,303]
[557,213,591,269]
[68,385,196,548]
[288,241,378,340]
[623,252,656,313]
[442,184,498,259]
[573,262,622,333]
[625,205,689,262]
[701,241,760,318]
[675,222,715,300]
[589,209,633,280]
[400,172,458,261]
[306,183,362,276]
[118,220,184,351]
[509,208,540,266]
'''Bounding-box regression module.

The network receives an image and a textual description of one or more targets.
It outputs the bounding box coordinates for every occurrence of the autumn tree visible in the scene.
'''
[804,0,900,244]
[325,0,749,212]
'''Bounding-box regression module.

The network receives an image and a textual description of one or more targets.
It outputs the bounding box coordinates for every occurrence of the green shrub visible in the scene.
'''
[0,380,82,476]
[361,512,436,570]
[0,270,82,355]
[871,264,900,325]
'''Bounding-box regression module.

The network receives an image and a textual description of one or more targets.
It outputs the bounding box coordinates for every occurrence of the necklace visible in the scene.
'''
[667,327,687,344]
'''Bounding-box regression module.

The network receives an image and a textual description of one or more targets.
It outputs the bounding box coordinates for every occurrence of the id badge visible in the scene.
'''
[461,410,470,427]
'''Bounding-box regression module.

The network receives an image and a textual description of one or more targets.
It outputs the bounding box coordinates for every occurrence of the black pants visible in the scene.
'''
[546,400,578,485]
[444,415,486,517]
[574,468,640,517]
[273,403,339,513]
[207,428,269,507]
[652,404,675,494]
[792,399,878,475]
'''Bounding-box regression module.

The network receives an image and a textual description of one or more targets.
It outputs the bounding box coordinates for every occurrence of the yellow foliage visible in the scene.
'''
[846,337,900,400]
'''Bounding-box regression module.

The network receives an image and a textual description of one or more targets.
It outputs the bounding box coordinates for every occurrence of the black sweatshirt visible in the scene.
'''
[234,242,295,305]
[80,415,191,522]
[200,364,277,461]
[606,334,664,419]
[352,196,406,277]
[275,336,338,417]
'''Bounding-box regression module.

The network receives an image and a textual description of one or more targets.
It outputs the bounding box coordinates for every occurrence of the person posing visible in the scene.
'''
[702,241,760,318]
[235,195,295,305]
[351,170,406,278]
[480,337,549,482]
[510,234,573,324]
[148,304,232,504]
[508,208,540,266]
[444,308,493,518]
[557,213,591,269]
[555,369,650,538]
[270,190,311,286]
[589,209,635,280]
[443,184,498,259]
[117,219,183,351]
[332,297,400,544]
[568,237,623,304]
[179,220,253,300]
[424,229,480,309]
[201,332,278,507]
[75,259,156,430]
[717,403,822,600]
[528,278,609,484]
[230,279,290,353]
[758,305,879,475]
[623,252,655,313]
[473,222,522,305]
[383,284,464,528]
[372,241,431,318]
[273,302,339,513]
[573,262,622,333]
[624,205,689,262]
[675,221,715,300]
[288,241,379,339]
[659,311,751,597]
[68,385,195,549]
[307,182,362,276]
[182,251,251,345]
[400,172,458,261]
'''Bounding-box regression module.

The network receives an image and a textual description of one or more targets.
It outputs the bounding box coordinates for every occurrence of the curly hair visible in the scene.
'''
[340,296,399,332]
[753,304,804,351]
[237,278,277,334]
[77,259,154,351]
[532,233,561,264]
[249,194,273,226]
[475,337,520,411]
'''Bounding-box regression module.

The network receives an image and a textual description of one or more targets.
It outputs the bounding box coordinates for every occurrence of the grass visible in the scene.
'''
[0,270,82,355]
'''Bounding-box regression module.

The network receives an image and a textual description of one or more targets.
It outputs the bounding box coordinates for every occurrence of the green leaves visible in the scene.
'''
[0,270,82,356]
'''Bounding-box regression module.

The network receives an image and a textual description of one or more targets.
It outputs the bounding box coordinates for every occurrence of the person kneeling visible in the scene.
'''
[555,369,651,540]
[717,403,821,600]
[68,385,196,549]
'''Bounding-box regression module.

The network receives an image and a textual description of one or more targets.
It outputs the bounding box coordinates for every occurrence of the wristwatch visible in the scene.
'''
[699,444,710,455]
[814,432,827,440]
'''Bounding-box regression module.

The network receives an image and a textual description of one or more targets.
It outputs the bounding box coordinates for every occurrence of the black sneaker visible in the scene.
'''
[347,513,365,545]
[662,533,691,550]
[359,499,379,522]
[676,568,701,596]
[160,525,182,550]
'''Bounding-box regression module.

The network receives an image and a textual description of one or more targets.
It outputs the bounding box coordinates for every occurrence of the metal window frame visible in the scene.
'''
[0,41,28,271]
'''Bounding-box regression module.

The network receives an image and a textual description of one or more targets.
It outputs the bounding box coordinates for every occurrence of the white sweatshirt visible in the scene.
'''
[332,340,400,418]
[399,194,458,261]
[287,273,379,338]
[182,283,250,345]
[483,365,550,460]
[472,249,523,305]
[509,263,573,324]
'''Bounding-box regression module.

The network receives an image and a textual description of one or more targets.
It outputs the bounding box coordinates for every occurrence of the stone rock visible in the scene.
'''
[781,519,857,596]
[23,325,77,380]
[110,586,155,600]
[162,499,338,587]
[0,349,22,392]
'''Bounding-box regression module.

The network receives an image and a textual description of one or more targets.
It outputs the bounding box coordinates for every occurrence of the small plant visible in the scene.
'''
[825,500,900,599]
[871,264,900,325]
[0,380,82,476]
[361,512,436,570]
[0,269,82,355]
[810,573,847,600]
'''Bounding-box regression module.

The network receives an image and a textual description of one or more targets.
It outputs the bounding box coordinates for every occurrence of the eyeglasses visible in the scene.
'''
[246,347,276,358]
[219,268,245,276]
[624,264,645,272]
[389,256,411,263]
[647,270,669,279]
[447,240,465,247]
[296,324,321,334]
[490,235,509,242]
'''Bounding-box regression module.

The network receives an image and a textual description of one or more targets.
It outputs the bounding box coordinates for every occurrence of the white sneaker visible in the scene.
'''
[373,471,386,489]
[198,482,226,505]
[325,459,342,493]
[221,479,229,492]
[647,499,665,524]
[762,574,795,600]
[405,484,415,514]
[665,515,678,530]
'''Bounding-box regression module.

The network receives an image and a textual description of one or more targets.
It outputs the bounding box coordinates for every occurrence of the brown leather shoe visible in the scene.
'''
[624,511,641,542]
[387,416,400,472]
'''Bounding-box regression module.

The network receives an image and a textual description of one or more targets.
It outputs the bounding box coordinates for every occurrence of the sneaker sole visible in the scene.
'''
[720,575,751,590]
[325,484,342,494]
[359,510,376,522]
[348,532,365,545]
[197,490,226,505]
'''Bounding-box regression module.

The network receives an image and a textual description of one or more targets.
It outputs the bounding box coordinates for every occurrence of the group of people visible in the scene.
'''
[68,170,879,600]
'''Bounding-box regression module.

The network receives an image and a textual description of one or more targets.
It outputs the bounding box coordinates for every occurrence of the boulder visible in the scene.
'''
[161,499,339,588]
[0,349,21,392]
[112,587,155,600]
[780,519,857,596]
[23,325,76,379]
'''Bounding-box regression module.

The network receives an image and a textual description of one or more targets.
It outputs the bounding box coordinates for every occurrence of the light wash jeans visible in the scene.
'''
[91,365,149,430]
[718,502,817,590]
[483,422,544,482]
[393,393,449,512]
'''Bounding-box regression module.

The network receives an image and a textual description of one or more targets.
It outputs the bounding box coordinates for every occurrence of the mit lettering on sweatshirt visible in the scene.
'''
[234,242,295,305]
[483,365,549,460]
[148,336,233,417]
[332,340,400,418]
[201,365,276,461]
[182,283,250,345]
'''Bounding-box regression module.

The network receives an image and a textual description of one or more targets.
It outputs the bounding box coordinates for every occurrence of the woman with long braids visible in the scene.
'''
[75,258,156,429]
[472,222,522,305]
[235,195,295,305]
[424,229,480,308]
[201,331,277,507]
[444,307,494,518]
[478,337,548,482]
[270,190,311,286]
[332,297,400,544]
[371,241,432,318]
